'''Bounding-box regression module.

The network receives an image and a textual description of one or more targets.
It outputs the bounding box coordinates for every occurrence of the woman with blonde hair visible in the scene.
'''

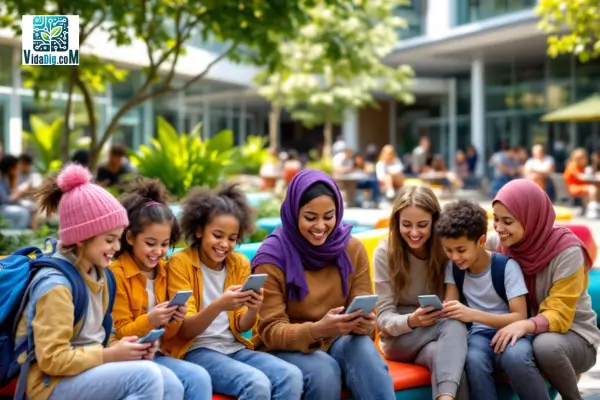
[374,185,468,400]
[376,145,405,199]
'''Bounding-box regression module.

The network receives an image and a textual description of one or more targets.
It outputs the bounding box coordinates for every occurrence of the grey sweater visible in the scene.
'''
[487,231,600,350]
[373,238,444,342]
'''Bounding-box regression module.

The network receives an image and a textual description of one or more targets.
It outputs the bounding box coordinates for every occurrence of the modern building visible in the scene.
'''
[1,1,598,177]
[377,0,600,176]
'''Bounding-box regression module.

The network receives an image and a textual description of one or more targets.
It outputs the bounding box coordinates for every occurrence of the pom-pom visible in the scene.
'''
[57,164,92,193]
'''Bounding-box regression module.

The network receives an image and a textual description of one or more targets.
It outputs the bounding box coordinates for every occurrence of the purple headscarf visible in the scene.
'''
[251,169,354,301]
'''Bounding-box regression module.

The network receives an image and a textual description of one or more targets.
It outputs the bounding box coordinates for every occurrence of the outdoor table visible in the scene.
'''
[333,172,371,207]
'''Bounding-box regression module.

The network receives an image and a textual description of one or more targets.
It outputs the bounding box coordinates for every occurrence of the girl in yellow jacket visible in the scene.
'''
[111,178,212,400]
[164,184,303,400]
[17,164,175,400]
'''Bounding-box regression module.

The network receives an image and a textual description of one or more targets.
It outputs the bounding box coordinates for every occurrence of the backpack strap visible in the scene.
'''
[451,263,468,306]
[490,253,509,304]
[31,258,88,325]
[102,269,117,347]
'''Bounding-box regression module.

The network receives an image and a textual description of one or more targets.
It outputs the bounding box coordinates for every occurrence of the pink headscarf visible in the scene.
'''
[493,179,593,313]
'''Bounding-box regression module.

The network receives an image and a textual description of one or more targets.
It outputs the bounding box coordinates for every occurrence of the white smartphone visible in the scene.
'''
[417,295,444,311]
[168,290,193,308]
[241,274,268,293]
[345,295,379,316]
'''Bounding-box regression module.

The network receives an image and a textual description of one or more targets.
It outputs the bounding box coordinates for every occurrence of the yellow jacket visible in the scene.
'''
[162,245,261,359]
[110,252,182,342]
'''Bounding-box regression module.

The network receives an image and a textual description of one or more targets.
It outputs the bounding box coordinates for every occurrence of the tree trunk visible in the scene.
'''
[269,106,281,151]
[61,68,77,164]
[323,115,333,160]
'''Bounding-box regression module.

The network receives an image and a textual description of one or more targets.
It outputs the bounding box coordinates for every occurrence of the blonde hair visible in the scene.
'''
[387,186,447,295]
[379,145,398,163]
[569,147,587,164]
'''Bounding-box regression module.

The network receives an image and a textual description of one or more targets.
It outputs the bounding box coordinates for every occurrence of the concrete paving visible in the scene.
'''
[344,194,600,398]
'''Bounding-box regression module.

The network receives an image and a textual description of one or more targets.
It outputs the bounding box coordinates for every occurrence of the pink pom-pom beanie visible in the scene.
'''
[56,164,129,245]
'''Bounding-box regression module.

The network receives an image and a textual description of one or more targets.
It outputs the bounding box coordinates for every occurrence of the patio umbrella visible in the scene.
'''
[541,94,600,122]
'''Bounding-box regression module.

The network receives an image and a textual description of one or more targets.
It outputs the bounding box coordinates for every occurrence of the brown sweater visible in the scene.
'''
[254,237,373,353]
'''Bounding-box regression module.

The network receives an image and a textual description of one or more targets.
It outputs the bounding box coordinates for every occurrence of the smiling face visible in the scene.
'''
[197,213,240,269]
[298,194,337,246]
[127,222,171,272]
[441,235,484,270]
[80,227,124,270]
[398,205,432,254]
[493,202,524,247]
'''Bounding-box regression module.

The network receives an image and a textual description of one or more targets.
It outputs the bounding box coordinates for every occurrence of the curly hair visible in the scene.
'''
[180,183,255,246]
[34,171,63,216]
[116,177,180,258]
[387,186,447,295]
[436,200,488,242]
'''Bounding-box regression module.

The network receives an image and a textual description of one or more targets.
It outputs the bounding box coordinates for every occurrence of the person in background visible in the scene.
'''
[0,155,31,229]
[524,144,555,195]
[412,137,431,174]
[376,145,404,200]
[17,154,43,192]
[283,150,303,185]
[333,147,380,208]
[489,145,520,197]
[259,148,281,191]
[466,145,478,175]
[332,136,347,156]
[71,149,90,168]
[563,148,599,218]
[96,144,133,188]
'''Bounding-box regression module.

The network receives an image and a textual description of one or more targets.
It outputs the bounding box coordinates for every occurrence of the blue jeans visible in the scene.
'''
[155,353,212,400]
[184,347,303,400]
[50,360,177,400]
[356,178,381,203]
[466,329,549,400]
[271,335,395,400]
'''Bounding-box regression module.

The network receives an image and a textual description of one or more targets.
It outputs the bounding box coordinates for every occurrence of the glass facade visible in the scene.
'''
[455,0,536,25]
[397,0,424,40]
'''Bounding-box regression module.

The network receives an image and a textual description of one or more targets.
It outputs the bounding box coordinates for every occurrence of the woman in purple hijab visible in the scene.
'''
[252,169,395,400]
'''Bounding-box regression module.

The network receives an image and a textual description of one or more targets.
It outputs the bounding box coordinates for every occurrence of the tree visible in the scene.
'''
[255,0,414,157]
[1,0,340,170]
[536,0,600,62]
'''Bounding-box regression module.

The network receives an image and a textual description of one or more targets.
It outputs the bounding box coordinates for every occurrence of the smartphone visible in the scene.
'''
[417,295,444,311]
[345,295,379,316]
[137,328,165,344]
[241,274,268,293]
[168,290,193,308]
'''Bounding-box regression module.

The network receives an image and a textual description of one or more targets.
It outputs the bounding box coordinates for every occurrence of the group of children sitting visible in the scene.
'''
[1,162,597,400]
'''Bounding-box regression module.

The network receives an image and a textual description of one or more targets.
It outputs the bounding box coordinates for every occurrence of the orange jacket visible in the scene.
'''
[162,245,261,359]
[110,252,182,342]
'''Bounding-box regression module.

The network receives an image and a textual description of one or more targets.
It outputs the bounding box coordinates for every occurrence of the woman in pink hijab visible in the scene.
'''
[488,179,599,400]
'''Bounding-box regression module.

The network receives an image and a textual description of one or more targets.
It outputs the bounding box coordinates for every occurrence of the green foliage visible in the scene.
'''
[232,136,270,175]
[23,116,83,175]
[536,0,600,62]
[246,227,269,243]
[130,117,236,199]
[0,220,59,255]
[254,198,282,219]
[256,0,414,153]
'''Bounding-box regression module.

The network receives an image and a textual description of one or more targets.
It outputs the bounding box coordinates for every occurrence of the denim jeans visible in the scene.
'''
[184,347,303,400]
[49,360,175,400]
[155,353,212,400]
[271,334,395,400]
[466,329,549,400]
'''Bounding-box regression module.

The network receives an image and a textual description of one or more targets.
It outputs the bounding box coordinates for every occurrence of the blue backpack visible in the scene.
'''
[0,239,116,399]
[452,252,509,307]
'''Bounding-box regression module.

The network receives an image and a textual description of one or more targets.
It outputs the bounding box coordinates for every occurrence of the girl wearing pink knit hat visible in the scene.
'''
[14,164,183,400]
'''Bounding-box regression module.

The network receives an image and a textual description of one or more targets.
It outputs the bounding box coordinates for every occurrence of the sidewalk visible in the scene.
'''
[344,199,600,399]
